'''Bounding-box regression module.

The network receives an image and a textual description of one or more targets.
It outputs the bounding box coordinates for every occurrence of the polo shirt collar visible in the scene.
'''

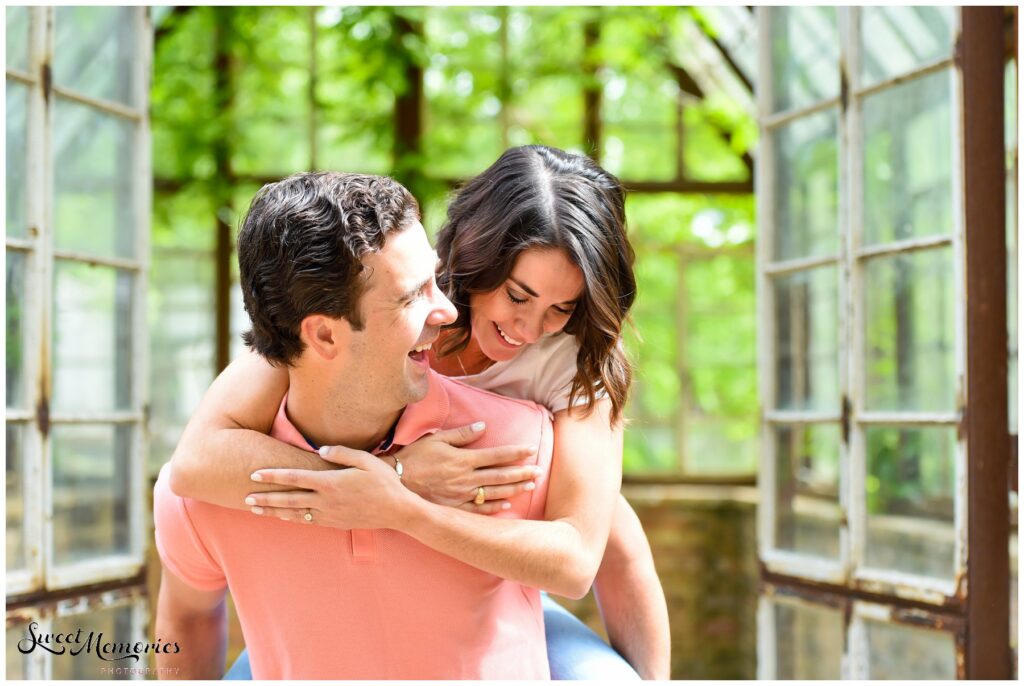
[275,370,450,454]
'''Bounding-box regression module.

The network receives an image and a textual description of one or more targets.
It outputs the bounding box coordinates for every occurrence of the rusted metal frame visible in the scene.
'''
[51,249,141,271]
[48,412,144,423]
[9,4,54,599]
[762,548,846,586]
[6,67,34,84]
[50,84,142,122]
[960,6,1012,679]
[764,410,841,424]
[761,568,965,617]
[762,95,840,131]
[856,411,958,426]
[6,237,34,251]
[41,7,152,593]
[7,571,148,612]
[854,234,952,260]
[621,472,757,487]
[755,6,777,569]
[212,7,235,375]
[763,253,838,277]
[852,54,955,101]
[583,16,601,161]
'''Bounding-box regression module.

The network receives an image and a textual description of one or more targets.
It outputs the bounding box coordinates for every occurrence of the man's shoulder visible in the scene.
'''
[436,373,546,412]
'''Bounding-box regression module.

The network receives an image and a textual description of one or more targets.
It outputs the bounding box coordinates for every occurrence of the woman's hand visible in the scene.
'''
[245,447,416,530]
[386,423,541,514]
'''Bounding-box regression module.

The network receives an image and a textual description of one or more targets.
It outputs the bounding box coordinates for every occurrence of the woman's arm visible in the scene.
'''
[246,399,622,599]
[593,495,671,680]
[168,349,336,507]
[170,349,538,511]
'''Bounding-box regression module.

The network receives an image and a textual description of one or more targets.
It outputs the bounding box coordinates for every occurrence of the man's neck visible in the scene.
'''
[285,370,402,452]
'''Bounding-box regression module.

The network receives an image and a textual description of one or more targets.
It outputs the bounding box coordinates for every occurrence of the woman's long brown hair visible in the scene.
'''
[436,145,637,425]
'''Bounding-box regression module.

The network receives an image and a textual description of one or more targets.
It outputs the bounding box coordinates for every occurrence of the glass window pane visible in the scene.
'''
[865,426,956,580]
[863,69,953,246]
[6,6,31,73]
[865,618,957,679]
[7,423,26,572]
[860,7,956,88]
[51,602,139,679]
[773,266,839,412]
[769,7,839,112]
[52,424,132,566]
[771,598,844,678]
[772,110,839,261]
[54,98,136,259]
[53,7,137,107]
[52,262,134,414]
[6,11,31,80]
[774,424,842,558]
[148,249,216,475]
[7,250,27,409]
[864,248,954,413]
[7,80,29,239]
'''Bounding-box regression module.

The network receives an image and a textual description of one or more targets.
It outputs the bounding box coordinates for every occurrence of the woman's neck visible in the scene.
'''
[431,329,494,377]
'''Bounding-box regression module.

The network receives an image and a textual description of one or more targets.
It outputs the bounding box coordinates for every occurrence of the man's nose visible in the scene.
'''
[429,289,458,327]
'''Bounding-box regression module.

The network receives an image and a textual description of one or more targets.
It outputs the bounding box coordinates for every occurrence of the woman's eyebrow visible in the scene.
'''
[508,277,539,298]
[509,276,578,306]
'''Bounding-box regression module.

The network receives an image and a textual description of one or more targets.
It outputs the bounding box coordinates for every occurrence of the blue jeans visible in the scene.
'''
[223,593,640,680]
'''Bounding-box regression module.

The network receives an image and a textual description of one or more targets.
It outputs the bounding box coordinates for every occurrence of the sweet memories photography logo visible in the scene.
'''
[17,621,181,665]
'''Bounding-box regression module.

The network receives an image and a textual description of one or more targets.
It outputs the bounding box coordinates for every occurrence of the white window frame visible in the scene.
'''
[6,7,152,596]
[757,7,966,601]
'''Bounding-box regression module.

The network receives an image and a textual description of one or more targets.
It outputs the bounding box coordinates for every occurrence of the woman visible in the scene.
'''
[170,145,670,679]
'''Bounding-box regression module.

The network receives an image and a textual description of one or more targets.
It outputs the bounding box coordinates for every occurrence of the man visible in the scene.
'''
[153,173,558,678]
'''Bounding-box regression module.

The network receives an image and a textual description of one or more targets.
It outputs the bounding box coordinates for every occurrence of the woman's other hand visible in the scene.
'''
[385,423,540,514]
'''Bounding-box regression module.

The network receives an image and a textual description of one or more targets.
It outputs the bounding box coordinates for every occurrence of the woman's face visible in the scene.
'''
[469,248,584,363]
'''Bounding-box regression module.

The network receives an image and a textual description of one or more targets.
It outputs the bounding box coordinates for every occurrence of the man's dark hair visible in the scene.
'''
[237,171,420,366]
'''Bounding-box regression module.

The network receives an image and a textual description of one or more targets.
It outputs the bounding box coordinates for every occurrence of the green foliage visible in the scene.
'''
[151,6,759,476]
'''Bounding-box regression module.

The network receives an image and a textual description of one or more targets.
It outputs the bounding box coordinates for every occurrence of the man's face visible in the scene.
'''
[343,222,457,412]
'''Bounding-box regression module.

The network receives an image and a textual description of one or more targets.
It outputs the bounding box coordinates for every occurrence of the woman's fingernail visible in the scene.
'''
[244,496,256,506]
[524,482,536,492]
[251,506,264,515]
[532,467,543,477]
[501,502,512,510]
[318,446,329,457]
[250,472,263,482]
[472,422,485,431]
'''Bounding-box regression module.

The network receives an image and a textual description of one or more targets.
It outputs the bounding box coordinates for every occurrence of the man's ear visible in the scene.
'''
[299,314,349,360]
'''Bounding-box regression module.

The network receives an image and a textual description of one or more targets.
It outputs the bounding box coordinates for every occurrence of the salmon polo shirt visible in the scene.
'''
[153,370,554,680]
